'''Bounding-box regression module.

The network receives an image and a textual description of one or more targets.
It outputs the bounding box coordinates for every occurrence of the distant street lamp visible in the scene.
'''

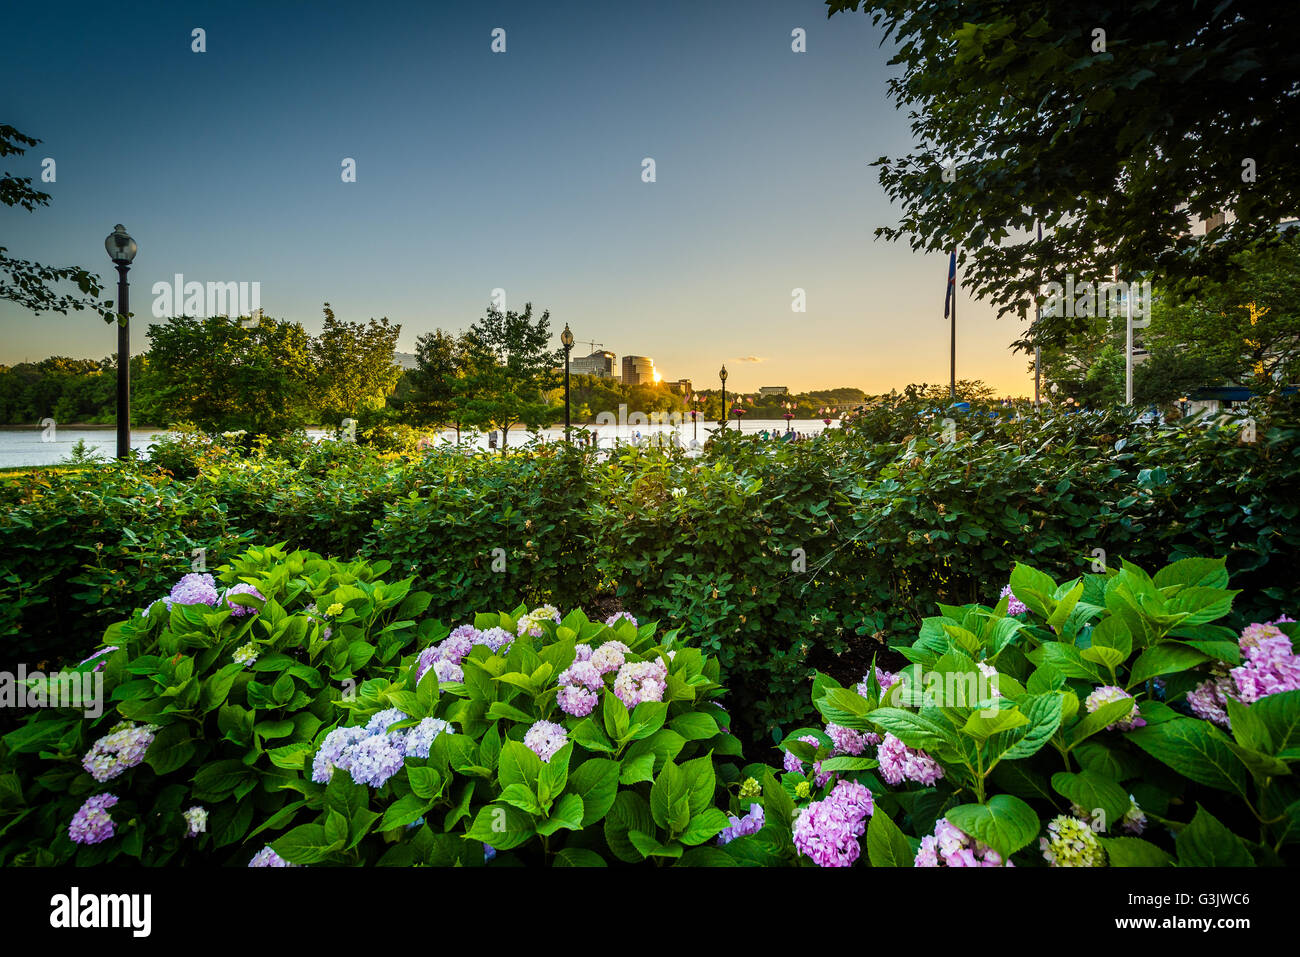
[689,393,703,443]
[1179,395,1190,418]
[820,406,836,427]
[104,225,137,460]
[719,365,728,430]
[733,397,749,427]
[561,323,574,444]
[782,399,795,432]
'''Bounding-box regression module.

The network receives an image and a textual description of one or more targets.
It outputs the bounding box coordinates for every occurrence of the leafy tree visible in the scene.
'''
[825,1,1300,349]
[312,303,402,423]
[0,125,114,320]
[141,314,317,435]
[459,302,561,451]
[405,328,474,437]
[1141,239,1300,397]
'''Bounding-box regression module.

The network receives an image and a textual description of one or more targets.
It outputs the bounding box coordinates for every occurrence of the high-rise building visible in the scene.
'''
[570,350,616,377]
[622,355,655,385]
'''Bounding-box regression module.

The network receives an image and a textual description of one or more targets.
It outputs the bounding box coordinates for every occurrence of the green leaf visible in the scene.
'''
[407,765,443,800]
[271,823,344,864]
[554,847,607,867]
[536,793,585,836]
[668,712,719,741]
[1050,769,1132,828]
[1176,806,1255,867]
[1098,836,1174,867]
[464,804,535,850]
[1252,690,1300,757]
[866,809,914,867]
[619,752,656,785]
[762,769,796,838]
[603,692,630,742]
[380,794,434,831]
[945,795,1040,859]
[1127,643,1209,688]
[680,807,731,846]
[144,725,196,775]
[866,707,955,750]
[650,761,688,831]
[1065,698,1139,750]
[1128,719,1249,798]
[603,791,655,863]
[566,758,620,826]
[498,740,542,792]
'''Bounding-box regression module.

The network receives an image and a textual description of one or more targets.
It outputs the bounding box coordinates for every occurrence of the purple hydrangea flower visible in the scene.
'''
[559,660,604,693]
[557,684,599,717]
[605,612,638,629]
[479,627,514,654]
[1000,584,1027,617]
[915,817,1010,867]
[69,793,119,845]
[791,780,874,867]
[346,733,406,788]
[523,720,568,763]
[224,582,265,617]
[612,659,667,708]
[877,733,944,786]
[404,718,455,759]
[171,572,220,606]
[1084,685,1146,731]
[82,721,158,783]
[591,641,629,675]
[825,722,872,757]
[249,845,298,867]
[573,644,593,662]
[311,725,368,784]
[717,804,765,845]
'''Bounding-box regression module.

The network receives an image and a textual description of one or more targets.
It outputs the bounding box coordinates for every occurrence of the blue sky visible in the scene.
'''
[1,0,1031,395]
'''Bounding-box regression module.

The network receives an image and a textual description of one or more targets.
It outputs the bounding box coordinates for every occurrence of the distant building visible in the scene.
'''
[394,351,419,370]
[622,355,656,386]
[668,378,693,395]
[759,385,789,396]
[570,350,616,377]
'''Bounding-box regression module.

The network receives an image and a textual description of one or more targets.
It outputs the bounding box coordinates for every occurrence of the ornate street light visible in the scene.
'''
[719,365,728,430]
[782,399,795,432]
[820,406,836,427]
[104,225,137,461]
[560,323,574,444]
[689,393,703,443]
[733,396,749,427]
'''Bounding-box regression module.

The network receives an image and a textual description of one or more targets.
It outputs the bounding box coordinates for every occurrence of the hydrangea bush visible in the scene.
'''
[0,545,744,866]
[734,556,1299,867]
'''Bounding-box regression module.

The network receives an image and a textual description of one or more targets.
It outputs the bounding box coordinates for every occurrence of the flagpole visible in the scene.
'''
[950,254,957,401]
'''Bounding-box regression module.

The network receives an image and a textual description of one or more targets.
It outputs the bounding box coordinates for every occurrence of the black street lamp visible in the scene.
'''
[561,323,574,444]
[689,393,702,443]
[104,225,137,461]
[719,365,728,430]
[782,399,795,433]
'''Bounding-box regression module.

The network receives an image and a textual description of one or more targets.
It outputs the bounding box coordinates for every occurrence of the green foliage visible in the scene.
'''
[0,546,743,867]
[760,554,1299,866]
[824,1,1300,345]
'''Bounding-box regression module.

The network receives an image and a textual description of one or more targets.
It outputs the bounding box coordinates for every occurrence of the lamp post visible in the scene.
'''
[560,323,574,444]
[1179,395,1190,419]
[689,393,702,443]
[104,225,137,461]
[820,406,836,427]
[733,397,748,428]
[719,365,728,429]
[782,399,795,433]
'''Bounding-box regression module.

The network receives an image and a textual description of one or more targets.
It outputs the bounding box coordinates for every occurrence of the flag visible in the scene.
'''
[943,249,957,319]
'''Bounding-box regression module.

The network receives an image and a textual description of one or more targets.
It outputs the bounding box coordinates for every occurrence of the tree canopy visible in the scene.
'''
[826,0,1300,350]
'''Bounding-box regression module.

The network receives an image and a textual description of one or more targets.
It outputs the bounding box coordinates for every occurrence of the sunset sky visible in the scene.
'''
[1,0,1034,396]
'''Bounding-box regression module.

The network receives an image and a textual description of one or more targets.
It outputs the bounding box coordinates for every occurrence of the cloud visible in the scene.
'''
[735,355,766,363]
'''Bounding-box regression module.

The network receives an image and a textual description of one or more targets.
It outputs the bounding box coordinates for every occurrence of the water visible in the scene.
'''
[0,419,837,468]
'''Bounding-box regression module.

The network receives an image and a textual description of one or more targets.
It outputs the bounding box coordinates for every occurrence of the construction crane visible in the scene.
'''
[578,339,605,354]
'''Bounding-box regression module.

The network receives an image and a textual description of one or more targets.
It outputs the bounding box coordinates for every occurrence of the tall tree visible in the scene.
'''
[312,303,402,422]
[460,302,560,451]
[405,328,473,437]
[0,125,114,319]
[826,1,1300,350]
[141,314,317,435]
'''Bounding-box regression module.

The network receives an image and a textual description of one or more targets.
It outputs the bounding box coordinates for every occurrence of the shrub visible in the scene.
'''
[736,555,1300,867]
[0,545,744,866]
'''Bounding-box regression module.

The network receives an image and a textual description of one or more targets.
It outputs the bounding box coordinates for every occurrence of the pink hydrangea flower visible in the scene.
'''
[1084,685,1146,731]
[877,733,944,786]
